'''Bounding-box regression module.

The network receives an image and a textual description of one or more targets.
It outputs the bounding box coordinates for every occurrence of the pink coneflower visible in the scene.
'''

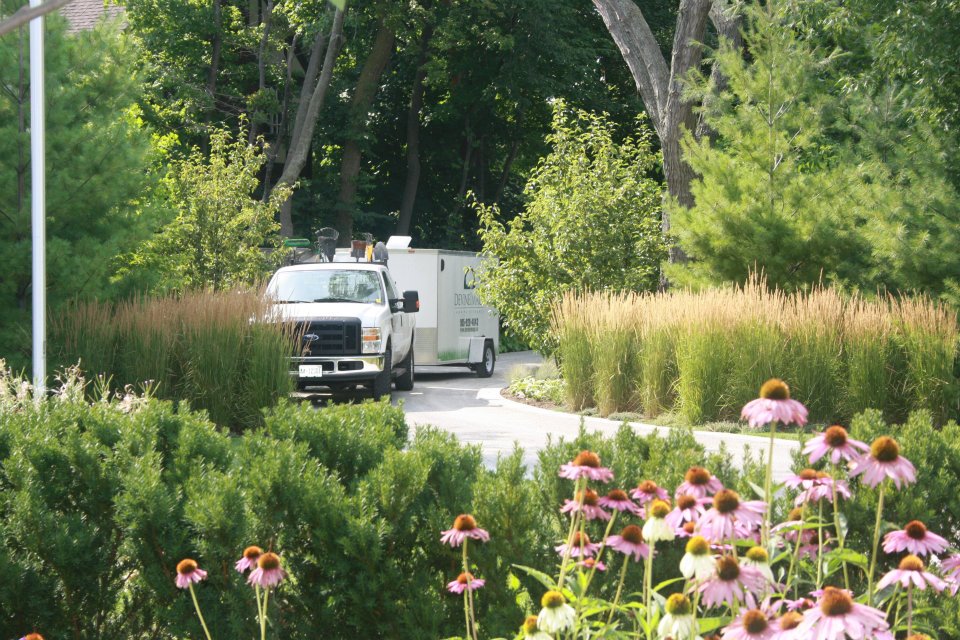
[555,531,600,558]
[632,479,670,505]
[850,436,916,489]
[787,470,851,506]
[247,552,286,589]
[770,611,804,640]
[722,609,775,640]
[20,634,45,640]
[771,508,812,545]
[598,488,642,515]
[740,379,808,428]
[175,559,208,589]
[699,489,766,542]
[794,587,889,640]
[235,545,262,573]
[676,466,723,499]
[697,555,766,608]
[447,572,485,594]
[605,524,650,562]
[877,555,947,592]
[942,554,960,582]
[440,514,491,547]
[559,450,614,482]
[666,492,709,530]
[560,488,610,521]
[803,425,869,465]
[578,557,607,572]
[883,520,948,556]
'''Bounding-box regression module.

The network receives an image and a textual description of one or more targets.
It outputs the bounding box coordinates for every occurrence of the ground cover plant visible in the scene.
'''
[553,279,959,425]
[50,289,296,430]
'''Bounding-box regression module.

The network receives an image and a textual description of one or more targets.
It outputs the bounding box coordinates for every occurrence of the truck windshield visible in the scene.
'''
[268,270,384,304]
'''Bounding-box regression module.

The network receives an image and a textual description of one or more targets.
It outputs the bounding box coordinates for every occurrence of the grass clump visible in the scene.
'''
[51,289,296,430]
[508,376,566,405]
[553,276,958,424]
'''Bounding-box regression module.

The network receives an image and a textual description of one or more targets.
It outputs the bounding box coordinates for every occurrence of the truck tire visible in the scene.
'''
[395,345,415,391]
[476,342,495,378]
[372,347,392,400]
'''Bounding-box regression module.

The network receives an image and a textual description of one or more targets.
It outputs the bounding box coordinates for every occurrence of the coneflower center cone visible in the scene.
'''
[606,489,629,502]
[824,425,848,447]
[649,500,671,518]
[686,535,710,555]
[665,593,692,616]
[570,531,592,547]
[258,552,281,571]
[457,572,475,584]
[637,480,659,494]
[522,616,539,633]
[620,525,644,545]
[243,546,262,560]
[778,612,803,630]
[453,514,477,531]
[905,520,927,539]
[759,379,790,400]
[677,494,697,510]
[717,556,740,581]
[788,507,804,521]
[577,489,599,506]
[573,451,601,468]
[745,546,768,563]
[685,467,711,486]
[542,590,566,608]
[799,469,818,481]
[713,489,740,514]
[870,436,900,462]
[820,587,853,616]
[899,555,924,572]
[743,610,769,634]
[177,559,198,575]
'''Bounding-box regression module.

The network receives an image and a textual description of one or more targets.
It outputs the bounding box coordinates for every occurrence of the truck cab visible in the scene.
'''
[265,261,418,399]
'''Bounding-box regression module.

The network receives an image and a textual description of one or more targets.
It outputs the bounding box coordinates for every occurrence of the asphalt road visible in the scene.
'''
[393,351,800,478]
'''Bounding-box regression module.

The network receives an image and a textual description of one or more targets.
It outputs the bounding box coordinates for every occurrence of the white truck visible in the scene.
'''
[265,235,498,399]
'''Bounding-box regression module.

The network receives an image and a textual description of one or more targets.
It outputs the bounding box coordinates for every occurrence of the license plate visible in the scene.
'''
[299,365,324,378]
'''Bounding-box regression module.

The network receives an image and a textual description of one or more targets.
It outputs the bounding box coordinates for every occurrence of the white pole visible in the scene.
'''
[30,0,46,394]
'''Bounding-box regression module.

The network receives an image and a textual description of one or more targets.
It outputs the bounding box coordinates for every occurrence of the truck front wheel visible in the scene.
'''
[372,347,392,400]
[395,345,415,391]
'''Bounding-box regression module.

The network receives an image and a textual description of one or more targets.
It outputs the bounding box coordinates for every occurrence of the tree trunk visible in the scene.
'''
[697,2,743,141]
[592,0,717,262]
[250,0,275,143]
[333,22,396,244]
[207,0,223,107]
[274,8,346,236]
[493,137,520,205]
[396,24,434,236]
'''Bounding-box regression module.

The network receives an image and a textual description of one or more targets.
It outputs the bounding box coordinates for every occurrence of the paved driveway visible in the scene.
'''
[394,351,800,478]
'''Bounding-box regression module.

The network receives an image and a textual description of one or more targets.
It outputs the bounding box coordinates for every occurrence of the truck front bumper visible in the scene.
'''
[290,354,385,384]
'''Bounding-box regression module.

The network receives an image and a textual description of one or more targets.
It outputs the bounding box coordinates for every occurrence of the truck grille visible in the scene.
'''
[299,320,361,356]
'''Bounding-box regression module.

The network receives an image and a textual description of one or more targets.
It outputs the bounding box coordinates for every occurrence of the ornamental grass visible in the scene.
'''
[552,277,959,423]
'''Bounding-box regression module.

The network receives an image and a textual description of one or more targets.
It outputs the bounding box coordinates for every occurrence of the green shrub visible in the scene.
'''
[508,376,566,405]
[51,289,295,430]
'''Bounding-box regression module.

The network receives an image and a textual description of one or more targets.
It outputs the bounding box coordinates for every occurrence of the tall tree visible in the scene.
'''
[0,14,156,365]
[591,0,740,259]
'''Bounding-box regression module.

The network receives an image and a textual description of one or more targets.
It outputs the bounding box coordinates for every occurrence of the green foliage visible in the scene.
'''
[131,126,292,292]
[0,367,760,639]
[50,290,294,430]
[671,2,871,289]
[554,285,959,424]
[0,15,158,366]
[508,376,566,405]
[476,102,665,354]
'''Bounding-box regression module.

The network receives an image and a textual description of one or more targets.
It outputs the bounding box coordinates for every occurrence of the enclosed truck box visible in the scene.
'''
[386,246,499,377]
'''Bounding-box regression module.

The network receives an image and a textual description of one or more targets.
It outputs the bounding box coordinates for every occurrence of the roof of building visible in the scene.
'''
[58,0,124,34]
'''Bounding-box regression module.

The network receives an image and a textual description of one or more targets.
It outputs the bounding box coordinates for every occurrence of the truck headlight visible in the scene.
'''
[361,327,382,354]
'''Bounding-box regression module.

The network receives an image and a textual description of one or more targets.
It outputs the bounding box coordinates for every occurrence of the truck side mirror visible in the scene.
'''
[402,290,419,313]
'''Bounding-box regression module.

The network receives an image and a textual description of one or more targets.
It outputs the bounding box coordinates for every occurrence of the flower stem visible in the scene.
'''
[583,511,618,596]
[188,583,213,640]
[255,584,263,627]
[866,482,887,606]
[558,477,585,589]
[644,542,655,640]
[606,555,630,626]
[784,504,806,598]
[260,588,269,640]
[907,584,914,637]
[830,470,850,590]
[462,539,476,640]
[762,420,777,546]
[816,500,824,590]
